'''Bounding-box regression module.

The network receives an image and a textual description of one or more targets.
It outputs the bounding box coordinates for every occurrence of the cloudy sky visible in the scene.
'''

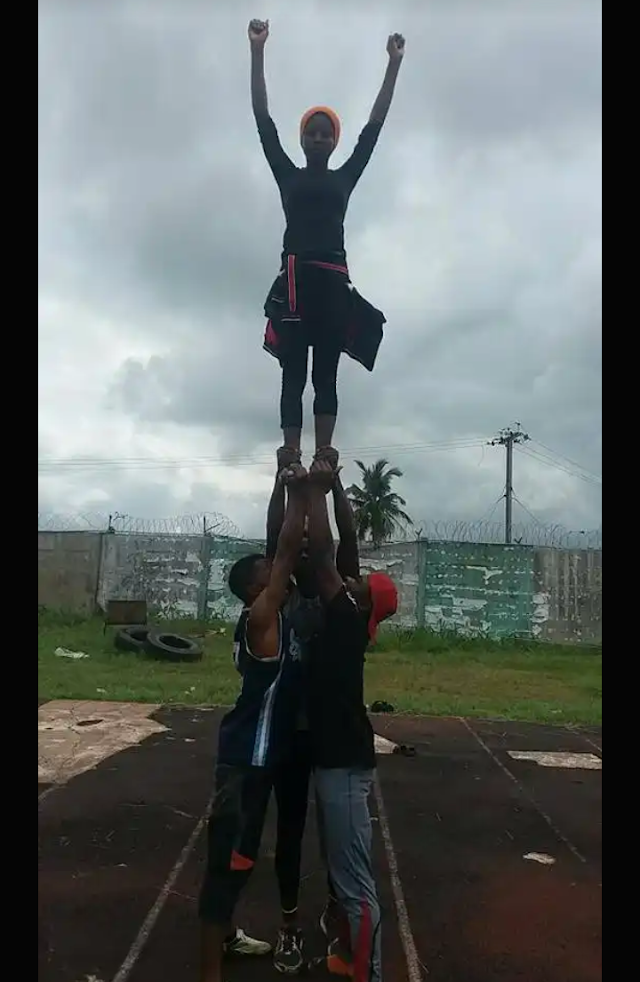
[38,0,602,540]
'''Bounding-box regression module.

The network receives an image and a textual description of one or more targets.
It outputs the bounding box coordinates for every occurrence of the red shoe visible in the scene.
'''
[326,943,354,976]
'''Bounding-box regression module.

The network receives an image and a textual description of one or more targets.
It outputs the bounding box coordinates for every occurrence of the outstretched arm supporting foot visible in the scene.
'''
[248,466,308,655]
[333,471,360,580]
[266,447,302,560]
[307,461,344,604]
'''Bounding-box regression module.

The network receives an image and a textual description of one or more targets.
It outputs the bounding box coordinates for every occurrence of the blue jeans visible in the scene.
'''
[315,768,382,982]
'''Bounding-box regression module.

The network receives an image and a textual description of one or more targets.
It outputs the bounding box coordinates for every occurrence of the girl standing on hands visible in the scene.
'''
[248,19,406,462]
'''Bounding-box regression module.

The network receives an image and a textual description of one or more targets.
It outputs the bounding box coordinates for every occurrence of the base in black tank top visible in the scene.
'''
[218,608,305,769]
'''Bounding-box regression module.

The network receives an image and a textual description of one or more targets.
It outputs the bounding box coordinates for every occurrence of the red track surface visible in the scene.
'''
[38,709,602,982]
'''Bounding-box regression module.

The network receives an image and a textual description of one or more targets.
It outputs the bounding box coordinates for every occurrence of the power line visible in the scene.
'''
[473,493,506,526]
[511,494,597,545]
[517,445,602,486]
[38,437,486,474]
[38,437,481,466]
[528,439,602,483]
[512,494,548,529]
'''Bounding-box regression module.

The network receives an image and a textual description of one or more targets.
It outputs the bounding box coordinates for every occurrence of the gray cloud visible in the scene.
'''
[38,0,602,538]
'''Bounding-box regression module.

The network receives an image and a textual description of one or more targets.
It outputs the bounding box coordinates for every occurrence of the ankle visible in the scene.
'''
[282,907,299,928]
[282,428,302,453]
[314,414,336,449]
[278,445,302,468]
[313,445,339,471]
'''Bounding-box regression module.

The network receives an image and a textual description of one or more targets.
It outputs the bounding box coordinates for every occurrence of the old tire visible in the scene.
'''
[114,626,151,653]
[144,631,203,663]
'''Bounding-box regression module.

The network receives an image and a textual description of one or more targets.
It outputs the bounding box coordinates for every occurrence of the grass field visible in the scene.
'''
[38,609,602,726]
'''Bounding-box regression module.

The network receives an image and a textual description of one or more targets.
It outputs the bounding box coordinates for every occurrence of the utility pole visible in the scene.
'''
[489,424,530,544]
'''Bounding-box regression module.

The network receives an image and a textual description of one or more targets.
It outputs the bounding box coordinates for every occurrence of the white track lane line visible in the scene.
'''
[38,785,57,807]
[111,791,214,982]
[460,718,587,865]
[373,772,426,980]
[580,732,603,756]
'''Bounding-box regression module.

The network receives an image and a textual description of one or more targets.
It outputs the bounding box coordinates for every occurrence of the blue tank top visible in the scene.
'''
[217,606,305,768]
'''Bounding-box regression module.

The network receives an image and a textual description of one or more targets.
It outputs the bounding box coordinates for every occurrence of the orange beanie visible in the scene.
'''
[299,106,341,146]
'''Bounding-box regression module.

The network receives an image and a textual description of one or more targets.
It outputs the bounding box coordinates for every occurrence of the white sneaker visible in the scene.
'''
[223,927,272,957]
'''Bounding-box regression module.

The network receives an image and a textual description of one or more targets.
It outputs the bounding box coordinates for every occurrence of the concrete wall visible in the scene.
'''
[38,531,103,612]
[206,537,265,622]
[419,541,535,638]
[360,541,419,627]
[533,547,602,644]
[97,533,207,618]
[39,530,602,644]
[96,533,266,622]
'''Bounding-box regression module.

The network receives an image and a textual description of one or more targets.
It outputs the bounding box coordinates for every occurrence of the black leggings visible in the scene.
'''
[273,731,312,912]
[280,332,342,430]
[279,263,348,430]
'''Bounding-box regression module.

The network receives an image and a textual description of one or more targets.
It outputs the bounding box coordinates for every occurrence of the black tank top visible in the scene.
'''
[217,607,305,768]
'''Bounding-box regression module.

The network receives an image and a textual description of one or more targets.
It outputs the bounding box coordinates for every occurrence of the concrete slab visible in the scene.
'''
[38,700,166,786]
[507,750,602,770]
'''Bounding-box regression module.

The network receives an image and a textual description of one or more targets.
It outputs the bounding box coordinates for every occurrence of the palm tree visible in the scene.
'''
[346,459,413,549]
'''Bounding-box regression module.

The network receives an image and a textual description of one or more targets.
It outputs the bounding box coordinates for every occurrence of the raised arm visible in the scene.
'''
[248,19,296,182]
[368,34,405,126]
[307,461,344,603]
[338,34,405,189]
[265,469,285,562]
[248,19,270,120]
[266,448,301,560]
[248,466,307,653]
[333,471,360,580]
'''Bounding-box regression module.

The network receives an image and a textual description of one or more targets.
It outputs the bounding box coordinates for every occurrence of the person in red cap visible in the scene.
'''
[304,457,398,981]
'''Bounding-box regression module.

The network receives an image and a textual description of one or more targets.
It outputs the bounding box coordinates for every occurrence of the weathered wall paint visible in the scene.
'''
[420,541,535,638]
[38,531,602,643]
[38,531,103,612]
[206,537,265,622]
[360,541,418,627]
[98,533,207,617]
[533,547,602,644]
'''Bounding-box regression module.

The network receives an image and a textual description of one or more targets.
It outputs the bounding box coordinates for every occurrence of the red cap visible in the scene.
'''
[367,572,398,642]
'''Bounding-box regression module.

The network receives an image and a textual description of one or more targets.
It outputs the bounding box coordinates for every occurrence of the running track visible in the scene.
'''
[38,707,602,982]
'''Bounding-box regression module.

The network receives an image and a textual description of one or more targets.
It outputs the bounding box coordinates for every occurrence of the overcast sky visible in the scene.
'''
[38,0,602,540]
